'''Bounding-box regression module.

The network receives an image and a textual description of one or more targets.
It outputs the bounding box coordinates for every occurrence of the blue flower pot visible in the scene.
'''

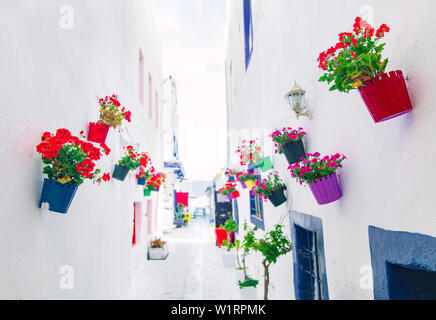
[137,178,146,185]
[247,163,258,171]
[39,178,78,214]
[112,164,130,181]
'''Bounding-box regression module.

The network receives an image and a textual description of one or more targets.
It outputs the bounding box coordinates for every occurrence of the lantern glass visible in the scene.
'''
[288,92,305,110]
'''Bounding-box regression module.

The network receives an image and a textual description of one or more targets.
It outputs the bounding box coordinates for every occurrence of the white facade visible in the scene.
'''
[0,0,163,299]
[159,76,182,233]
[225,0,436,299]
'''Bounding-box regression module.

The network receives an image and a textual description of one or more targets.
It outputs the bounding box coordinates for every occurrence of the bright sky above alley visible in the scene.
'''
[153,0,227,181]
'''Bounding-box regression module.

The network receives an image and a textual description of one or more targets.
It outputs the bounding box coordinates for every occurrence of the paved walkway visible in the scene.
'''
[130,217,242,300]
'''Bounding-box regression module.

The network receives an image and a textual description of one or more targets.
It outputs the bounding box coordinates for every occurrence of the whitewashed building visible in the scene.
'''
[224,0,436,299]
[159,75,185,233]
[0,0,164,299]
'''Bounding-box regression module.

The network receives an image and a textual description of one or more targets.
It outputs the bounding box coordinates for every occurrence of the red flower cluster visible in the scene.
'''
[126,146,149,165]
[136,165,154,179]
[151,238,165,248]
[123,110,132,122]
[76,158,95,178]
[376,24,390,38]
[146,172,166,191]
[318,17,390,71]
[36,129,111,185]
[219,180,237,196]
[98,94,132,128]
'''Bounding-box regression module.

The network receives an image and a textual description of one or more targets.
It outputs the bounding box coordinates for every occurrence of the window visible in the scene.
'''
[387,262,436,300]
[138,49,144,105]
[294,225,324,300]
[291,211,329,300]
[243,0,253,70]
[148,74,153,119]
[249,194,264,230]
[173,134,179,159]
[369,226,436,300]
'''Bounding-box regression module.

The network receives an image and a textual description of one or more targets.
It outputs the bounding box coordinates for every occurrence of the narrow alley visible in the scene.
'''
[130,217,241,300]
[1,0,436,306]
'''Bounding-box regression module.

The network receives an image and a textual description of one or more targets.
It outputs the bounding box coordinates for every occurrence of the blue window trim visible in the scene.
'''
[290,210,329,300]
[232,199,239,233]
[173,134,179,159]
[368,226,436,300]
[243,0,253,71]
[250,194,264,230]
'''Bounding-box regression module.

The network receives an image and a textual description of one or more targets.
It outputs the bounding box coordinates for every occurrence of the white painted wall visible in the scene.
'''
[0,0,163,299]
[225,0,436,300]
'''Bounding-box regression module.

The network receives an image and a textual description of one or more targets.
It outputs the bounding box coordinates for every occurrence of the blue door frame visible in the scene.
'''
[290,210,329,300]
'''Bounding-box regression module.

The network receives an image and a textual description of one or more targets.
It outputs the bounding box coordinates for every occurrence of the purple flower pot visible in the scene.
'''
[227,194,233,200]
[308,172,342,205]
[240,182,247,189]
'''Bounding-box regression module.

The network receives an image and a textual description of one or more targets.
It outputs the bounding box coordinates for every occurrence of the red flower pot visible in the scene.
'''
[215,228,235,248]
[358,70,412,123]
[88,122,110,144]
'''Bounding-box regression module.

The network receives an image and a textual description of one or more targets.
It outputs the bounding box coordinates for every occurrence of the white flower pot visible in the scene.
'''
[235,268,246,282]
[222,251,236,268]
[148,243,169,260]
[217,193,230,203]
[240,286,258,300]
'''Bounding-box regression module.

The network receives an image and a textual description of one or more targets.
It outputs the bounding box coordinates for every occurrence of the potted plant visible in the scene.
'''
[88,94,132,143]
[238,276,259,300]
[145,171,166,192]
[252,172,287,207]
[148,237,169,260]
[218,180,240,201]
[113,146,149,181]
[225,168,242,182]
[136,166,148,185]
[236,170,258,190]
[288,152,346,205]
[36,129,111,213]
[270,127,306,165]
[236,139,262,170]
[215,214,235,248]
[235,223,258,288]
[220,218,238,268]
[317,17,412,123]
[251,224,293,300]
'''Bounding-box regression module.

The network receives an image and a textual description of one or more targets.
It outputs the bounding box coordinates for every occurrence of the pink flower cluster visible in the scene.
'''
[270,127,306,154]
[288,152,347,185]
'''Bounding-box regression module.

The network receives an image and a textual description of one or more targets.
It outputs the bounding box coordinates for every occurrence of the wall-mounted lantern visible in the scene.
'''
[285,81,311,119]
